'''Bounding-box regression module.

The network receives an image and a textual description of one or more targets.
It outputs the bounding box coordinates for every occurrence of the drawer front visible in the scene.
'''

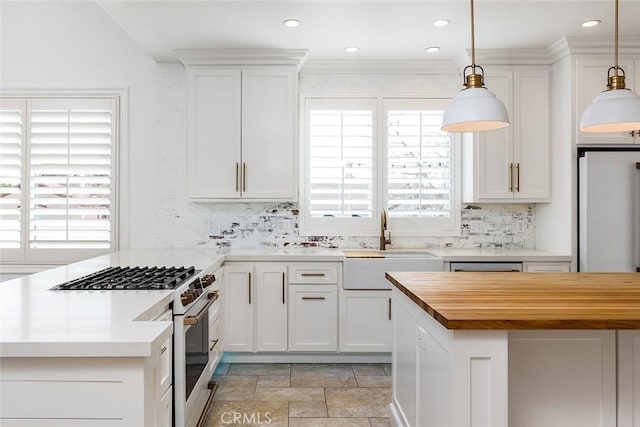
[208,316,223,368]
[158,335,172,395]
[288,263,339,284]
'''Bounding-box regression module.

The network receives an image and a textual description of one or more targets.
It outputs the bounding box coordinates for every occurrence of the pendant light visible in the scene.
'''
[580,0,640,133]
[442,0,510,132]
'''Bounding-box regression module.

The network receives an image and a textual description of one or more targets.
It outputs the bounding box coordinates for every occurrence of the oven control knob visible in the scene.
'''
[201,275,215,287]
[181,291,196,305]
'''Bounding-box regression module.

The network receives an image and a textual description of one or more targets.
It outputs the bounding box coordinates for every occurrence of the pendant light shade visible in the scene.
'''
[580,0,640,133]
[442,0,510,133]
[442,87,510,132]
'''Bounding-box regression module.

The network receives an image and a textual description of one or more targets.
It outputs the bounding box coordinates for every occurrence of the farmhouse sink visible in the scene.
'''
[342,251,444,289]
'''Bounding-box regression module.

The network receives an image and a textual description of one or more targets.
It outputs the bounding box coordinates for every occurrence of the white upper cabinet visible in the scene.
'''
[187,66,298,201]
[575,58,639,145]
[463,68,550,202]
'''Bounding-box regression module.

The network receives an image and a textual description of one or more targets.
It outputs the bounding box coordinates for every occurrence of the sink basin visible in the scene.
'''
[343,252,443,289]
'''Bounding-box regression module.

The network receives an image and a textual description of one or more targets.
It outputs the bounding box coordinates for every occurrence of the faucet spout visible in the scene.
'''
[379,209,391,250]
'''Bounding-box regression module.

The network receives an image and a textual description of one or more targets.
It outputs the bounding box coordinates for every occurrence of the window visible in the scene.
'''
[301,97,460,236]
[0,96,118,262]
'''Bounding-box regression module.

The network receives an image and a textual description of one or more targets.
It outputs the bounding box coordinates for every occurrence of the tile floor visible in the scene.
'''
[206,363,392,427]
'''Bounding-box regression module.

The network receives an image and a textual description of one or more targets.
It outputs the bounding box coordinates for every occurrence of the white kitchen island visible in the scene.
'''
[386,271,640,427]
[0,249,224,427]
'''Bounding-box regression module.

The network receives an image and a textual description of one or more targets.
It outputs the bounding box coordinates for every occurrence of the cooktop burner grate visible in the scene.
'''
[50,266,199,290]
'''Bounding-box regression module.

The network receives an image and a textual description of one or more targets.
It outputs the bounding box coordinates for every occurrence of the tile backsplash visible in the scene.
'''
[154,63,535,250]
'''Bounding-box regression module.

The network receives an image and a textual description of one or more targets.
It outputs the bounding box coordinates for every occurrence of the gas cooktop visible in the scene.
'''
[50,266,199,291]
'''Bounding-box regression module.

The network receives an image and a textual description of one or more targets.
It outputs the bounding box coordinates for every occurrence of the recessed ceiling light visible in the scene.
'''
[283,19,302,28]
[432,19,451,27]
[425,46,441,53]
[344,46,359,53]
[581,19,601,28]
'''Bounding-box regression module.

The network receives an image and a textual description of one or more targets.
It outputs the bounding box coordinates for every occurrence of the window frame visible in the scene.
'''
[300,94,461,237]
[0,90,124,264]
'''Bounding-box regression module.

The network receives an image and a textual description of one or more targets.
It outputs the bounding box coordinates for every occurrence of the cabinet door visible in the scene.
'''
[157,386,173,427]
[514,70,550,200]
[158,335,172,395]
[288,284,337,351]
[635,60,640,142]
[618,331,640,427]
[241,68,296,200]
[256,263,288,352]
[576,58,636,144]
[188,68,242,199]
[339,290,392,352]
[223,265,255,352]
[475,71,515,200]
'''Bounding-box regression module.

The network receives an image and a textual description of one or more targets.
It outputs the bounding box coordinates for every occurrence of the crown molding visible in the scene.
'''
[300,59,459,74]
[562,36,640,57]
[174,48,308,68]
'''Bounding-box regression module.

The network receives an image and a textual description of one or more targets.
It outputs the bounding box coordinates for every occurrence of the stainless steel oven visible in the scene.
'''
[173,267,222,427]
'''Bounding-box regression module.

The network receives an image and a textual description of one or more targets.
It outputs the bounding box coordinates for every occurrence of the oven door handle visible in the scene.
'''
[184,292,219,326]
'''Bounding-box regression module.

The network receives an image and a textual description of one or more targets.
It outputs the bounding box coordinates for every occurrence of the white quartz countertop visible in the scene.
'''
[0,249,224,358]
[0,246,571,358]
[424,248,572,262]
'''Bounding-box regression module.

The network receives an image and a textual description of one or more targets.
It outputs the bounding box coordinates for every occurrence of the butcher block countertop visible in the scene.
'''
[385,271,640,330]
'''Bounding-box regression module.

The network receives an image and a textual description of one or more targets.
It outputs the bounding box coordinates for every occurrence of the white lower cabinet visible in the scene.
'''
[523,261,572,272]
[339,290,392,352]
[288,284,338,351]
[223,264,255,352]
[618,331,640,427]
[158,386,173,427]
[256,263,288,351]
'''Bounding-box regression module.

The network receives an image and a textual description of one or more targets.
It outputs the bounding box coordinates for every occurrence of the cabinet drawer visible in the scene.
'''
[288,263,339,284]
[524,262,571,273]
[209,316,223,369]
[158,335,172,395]
[158,386,173,427]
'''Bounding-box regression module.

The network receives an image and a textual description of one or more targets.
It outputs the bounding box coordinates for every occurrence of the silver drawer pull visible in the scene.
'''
[301,273,326,277]
[302,296,326,300]
[160,346,168,355]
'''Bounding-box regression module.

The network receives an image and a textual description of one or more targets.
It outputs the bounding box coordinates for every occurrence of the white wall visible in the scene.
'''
[0,0,157,248]
[535,55,573,255]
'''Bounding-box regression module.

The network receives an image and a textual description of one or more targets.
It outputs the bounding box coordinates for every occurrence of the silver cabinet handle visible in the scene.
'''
[509,163,513,192]
[243,162,247,192]
[160,346,168,355]
[301,273,325,277]
[388,297,392,320]
[302,296,326,300]
[248,272,252,305]
[282,272,285,304]
[516,163,520,192]
[235,162,239,192]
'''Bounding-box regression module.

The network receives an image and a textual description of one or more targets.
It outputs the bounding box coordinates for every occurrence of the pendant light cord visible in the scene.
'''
[614,0,619,74]
[470,0,476,71]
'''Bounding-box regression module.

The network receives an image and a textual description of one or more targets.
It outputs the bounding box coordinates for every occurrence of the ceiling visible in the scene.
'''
[96,0,640,62]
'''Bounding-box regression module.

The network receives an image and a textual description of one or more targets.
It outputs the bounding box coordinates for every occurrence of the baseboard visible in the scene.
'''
[221,352,391,364]
[389,402,405,427]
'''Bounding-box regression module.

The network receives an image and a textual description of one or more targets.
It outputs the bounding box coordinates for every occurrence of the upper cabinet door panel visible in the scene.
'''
[188,69,242,199]
[514,70,550,199]
[476,71,515,200]
[241,68,296,200]
[575,58,636,145]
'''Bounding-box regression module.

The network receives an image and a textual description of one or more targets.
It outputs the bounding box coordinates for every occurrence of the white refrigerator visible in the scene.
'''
[579,149,640,272]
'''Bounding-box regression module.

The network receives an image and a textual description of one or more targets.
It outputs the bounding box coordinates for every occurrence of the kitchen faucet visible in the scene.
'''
[379,209,391,250]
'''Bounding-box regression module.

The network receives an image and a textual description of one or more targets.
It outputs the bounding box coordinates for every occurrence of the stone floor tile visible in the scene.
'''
[326,387,392,418]
[213,363,230,376]
[351,363,386,376]
[356,375,392,388]
[228,363,291,376]
[254,387,325,402]
[206,401,288,427]
[291,363,353,375]
[291,373,357,388]
[257,375,291,388]
[382,364,392,376]
[288,401,328,418]
[369,417,392,427]
[288,417,371,427]
[212,375,257,401]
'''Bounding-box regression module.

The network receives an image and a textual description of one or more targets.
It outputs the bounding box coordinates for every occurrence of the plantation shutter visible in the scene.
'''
[383,99,460,235]
[28,98,115,251]
[386,109,451,218]
[303,98,378,235]
[0,98,26,255]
